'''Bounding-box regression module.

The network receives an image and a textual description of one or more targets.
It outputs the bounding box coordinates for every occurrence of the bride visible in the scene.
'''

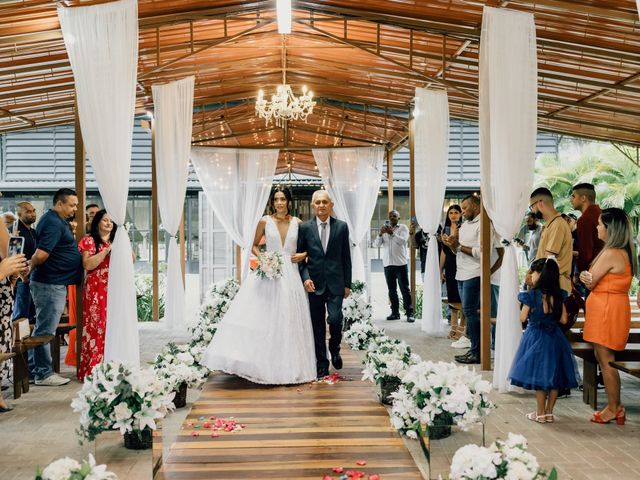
[201,187,317,384]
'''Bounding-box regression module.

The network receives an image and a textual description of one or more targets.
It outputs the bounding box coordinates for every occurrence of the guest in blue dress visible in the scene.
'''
[509,258,578,424]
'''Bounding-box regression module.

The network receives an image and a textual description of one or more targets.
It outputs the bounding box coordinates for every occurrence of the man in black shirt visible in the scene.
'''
[11,201,38,323]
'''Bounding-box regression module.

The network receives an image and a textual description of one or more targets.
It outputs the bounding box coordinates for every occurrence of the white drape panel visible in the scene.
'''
[313,147,384,285]
[637,1,640,20]
[152,76,195,332]
[480,7,538,393]
[414,88,450,336]
[58,0,139,365]
[190,148,279,280]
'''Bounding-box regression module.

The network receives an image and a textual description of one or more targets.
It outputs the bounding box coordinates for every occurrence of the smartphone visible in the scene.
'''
[384,220,391,226]
[8,236,24,257]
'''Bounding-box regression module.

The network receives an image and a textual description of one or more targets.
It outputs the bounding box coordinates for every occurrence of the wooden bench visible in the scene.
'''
[569,321,640,409]
[12,335,54,399]
[609,361,640,379]
[52,320,75,374]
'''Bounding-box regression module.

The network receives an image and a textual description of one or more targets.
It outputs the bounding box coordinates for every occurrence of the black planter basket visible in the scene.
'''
[123,427,153,450]
[173,381,188,408]
[379,377,401,405]
[427,413,453,440]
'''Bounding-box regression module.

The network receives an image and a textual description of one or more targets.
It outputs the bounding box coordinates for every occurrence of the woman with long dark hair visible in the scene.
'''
[580,207,636,425]
[77,209,116,381]
[202,187,317,384]
[439,204,462,338]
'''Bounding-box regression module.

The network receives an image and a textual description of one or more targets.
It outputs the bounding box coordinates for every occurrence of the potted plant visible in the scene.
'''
[342,285,372,331]
[362,337,420,405]
[71,362,175,449]
[448,433,557,479]
[344,321,387,351]
[153,342,209,408]
[390,361,494,441]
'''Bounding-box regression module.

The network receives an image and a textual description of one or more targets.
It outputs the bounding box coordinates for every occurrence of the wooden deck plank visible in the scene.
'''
[157,346,424,479]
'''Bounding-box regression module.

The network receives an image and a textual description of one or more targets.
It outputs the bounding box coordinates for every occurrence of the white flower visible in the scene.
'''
[41,457,81,480]
[449,444,500,479]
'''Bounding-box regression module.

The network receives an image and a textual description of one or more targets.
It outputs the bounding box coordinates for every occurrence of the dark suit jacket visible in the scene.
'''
[297,216,352,296]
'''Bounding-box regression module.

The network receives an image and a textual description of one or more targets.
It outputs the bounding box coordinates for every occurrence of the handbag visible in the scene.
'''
[561,286,585,332]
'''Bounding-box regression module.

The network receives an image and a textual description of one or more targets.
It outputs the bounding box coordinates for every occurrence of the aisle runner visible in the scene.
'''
[156,346,423,479]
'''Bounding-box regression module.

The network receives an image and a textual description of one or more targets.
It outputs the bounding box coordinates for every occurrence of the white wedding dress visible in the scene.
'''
[202,216,317,384]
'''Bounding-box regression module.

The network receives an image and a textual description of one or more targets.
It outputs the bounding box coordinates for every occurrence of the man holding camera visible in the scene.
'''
[373,210,415,323]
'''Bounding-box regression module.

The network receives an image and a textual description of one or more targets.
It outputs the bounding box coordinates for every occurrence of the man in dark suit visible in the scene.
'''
[297,190,352,379]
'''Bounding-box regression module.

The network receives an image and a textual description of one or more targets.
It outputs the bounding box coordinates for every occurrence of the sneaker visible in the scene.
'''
[386,313,401,321]
[35,374,70,386]
[451,336,471,349]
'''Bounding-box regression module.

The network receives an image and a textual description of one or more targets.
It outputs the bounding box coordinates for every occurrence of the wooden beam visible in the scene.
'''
[180,212,186,285]
[235,245,242,283]
[480,201,491,371]
[151,120,160,321]
[386,148,393,212]
[73,104,85,373]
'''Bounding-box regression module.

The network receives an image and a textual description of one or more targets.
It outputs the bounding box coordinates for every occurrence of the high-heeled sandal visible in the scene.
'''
[526,412,546,423]
[591,406,625,425]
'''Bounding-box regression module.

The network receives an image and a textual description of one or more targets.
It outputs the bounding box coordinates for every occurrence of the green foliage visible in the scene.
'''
[535,140,640,234]
[135,273,166,322]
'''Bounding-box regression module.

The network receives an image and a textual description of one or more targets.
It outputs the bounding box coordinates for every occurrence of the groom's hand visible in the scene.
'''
[304,279,316,293]
[344,287,350,299]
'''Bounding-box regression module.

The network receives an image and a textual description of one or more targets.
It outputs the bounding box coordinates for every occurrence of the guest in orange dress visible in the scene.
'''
[77,210,115,381]
[580,207,636,425]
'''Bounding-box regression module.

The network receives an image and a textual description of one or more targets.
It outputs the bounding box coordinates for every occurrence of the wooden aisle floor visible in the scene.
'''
[155,346,424,479]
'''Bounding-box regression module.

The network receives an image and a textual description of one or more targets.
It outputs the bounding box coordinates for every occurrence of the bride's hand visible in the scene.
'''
[291,252,307,263]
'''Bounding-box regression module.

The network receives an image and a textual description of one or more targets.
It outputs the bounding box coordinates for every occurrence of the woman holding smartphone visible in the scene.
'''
[0,219,29,412]
[439,204,463,339]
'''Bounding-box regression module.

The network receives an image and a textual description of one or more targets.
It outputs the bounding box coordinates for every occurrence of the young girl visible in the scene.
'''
[509,258,578,423]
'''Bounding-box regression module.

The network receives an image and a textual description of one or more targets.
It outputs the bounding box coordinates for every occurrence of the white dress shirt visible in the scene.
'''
[373,223,409,267]
[455,215,502,284]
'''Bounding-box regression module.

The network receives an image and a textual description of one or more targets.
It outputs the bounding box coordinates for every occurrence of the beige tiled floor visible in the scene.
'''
[0,273,638,479]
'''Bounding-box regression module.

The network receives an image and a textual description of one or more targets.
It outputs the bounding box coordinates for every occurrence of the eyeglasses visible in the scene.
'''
[528,199,541,212]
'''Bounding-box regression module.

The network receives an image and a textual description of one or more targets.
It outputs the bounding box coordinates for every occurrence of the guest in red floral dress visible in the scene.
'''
[77,210,116,381]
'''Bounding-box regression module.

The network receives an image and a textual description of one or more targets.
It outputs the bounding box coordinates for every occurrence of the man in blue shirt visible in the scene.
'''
[11,201,38,323]
[28,188,83,386]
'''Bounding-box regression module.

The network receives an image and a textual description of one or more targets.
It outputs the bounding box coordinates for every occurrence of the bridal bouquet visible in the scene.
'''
[71,362,175,443]
[254,251,284,280]
[36,454,116,480]
[362,338,420,385]
[344,320,386,350]
[449,433,556,480]
[390,361,494,438]
[153,342,209,393]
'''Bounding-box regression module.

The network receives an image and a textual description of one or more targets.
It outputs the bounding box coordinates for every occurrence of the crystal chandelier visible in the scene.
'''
[255,36,315,127]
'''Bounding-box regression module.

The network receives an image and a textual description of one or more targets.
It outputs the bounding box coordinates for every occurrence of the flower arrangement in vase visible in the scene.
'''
[342,282,372,331]
[362,337,421,405]
[35,454,116,480]
[448,433,557,479]
[71,362,175,448]
[344,320,386,350]
[390,361,494,440]
[153,342,209,407]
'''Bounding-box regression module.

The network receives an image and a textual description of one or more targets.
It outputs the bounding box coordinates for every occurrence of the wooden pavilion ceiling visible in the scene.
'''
[1,0,639,175]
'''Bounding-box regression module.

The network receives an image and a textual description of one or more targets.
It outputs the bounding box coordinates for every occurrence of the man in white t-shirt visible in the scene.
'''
[442,194,503,364]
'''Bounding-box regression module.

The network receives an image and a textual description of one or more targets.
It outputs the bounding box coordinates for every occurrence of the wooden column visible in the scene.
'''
[179,211,186,285]
[235,245,242,283]
[151,120,160,321]
[408,113,416,311]
[480,201,492,370]
[386,148,394,212]
[74,106,85,373]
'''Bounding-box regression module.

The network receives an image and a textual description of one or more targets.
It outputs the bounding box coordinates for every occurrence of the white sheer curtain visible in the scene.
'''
[414,88,449,336]
[152,76,195,332]
[190,148,279,280]
[480,6,538,392]
[58,0,139,365]
[313,147,384,286]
